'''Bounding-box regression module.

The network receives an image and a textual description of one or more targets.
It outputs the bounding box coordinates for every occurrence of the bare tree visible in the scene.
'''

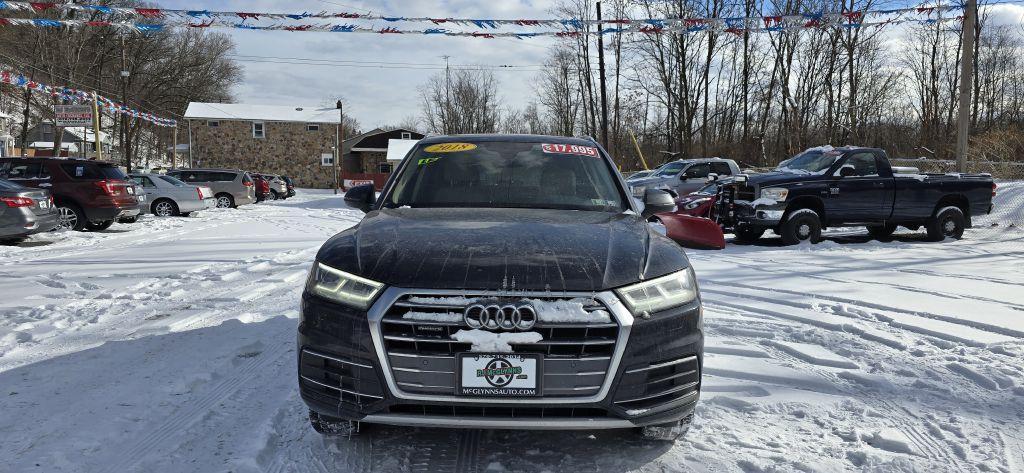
[419,68,502,134]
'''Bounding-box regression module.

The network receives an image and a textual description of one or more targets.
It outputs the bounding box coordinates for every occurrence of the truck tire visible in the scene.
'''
[733,225,765,244]
[867,224,897,240]
[926,206,965,241]
[780,209,822,245]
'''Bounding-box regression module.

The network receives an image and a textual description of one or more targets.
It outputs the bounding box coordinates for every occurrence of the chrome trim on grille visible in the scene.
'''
[615,381,699,404]
[361,414,635,430]
[300,375,384,399]
[302,348,373,369]
[624,355,697,374]
[368,287,634,405]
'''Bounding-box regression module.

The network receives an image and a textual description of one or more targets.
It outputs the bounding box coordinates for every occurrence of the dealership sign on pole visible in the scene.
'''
[54,105,93,127]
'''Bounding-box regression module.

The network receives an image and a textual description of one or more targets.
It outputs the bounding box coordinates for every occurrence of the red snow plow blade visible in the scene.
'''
[655,213,726,250]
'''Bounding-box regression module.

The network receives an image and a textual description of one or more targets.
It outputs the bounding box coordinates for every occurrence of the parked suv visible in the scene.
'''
[0,157,141,231]
[166,168,255,208]
[629,158,740,198]
[253,173,289,200]
[300,135,702,441]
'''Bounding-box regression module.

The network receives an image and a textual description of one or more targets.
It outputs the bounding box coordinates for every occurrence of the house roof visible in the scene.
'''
[63,127,111,144]
[184,103,341,124]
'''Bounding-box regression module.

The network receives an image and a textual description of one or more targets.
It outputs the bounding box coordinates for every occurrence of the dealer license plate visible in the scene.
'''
[137,195,146,202]
[38,200,49,209]
[458,353,541,397]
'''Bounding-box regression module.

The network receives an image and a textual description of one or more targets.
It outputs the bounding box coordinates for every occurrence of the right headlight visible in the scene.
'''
[760,187,789,202]
[306,262,384,309]
[616,268,698,316]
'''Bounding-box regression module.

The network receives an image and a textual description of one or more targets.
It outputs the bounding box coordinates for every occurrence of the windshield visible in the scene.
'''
[158,175,188,187]
[654,162,686,177]
[385,140,626,211]
[0,178,25,191]
[696,183,718,194]
[777,149,841,174]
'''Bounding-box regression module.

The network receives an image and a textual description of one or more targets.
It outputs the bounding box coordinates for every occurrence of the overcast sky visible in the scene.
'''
[157,0,1024,130]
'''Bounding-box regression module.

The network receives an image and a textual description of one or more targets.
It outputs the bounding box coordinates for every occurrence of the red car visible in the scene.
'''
[672,183,719,218]
[251,173,272,202]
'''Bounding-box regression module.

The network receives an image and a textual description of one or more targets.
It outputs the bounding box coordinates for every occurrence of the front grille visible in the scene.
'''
[614,355,700,415]
[379,293,620,398]
[734,184,757,202]
[387,404,610,419]
[299,349,385,407]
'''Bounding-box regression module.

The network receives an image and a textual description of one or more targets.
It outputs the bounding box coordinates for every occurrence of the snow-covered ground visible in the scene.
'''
[1,184,1022,473]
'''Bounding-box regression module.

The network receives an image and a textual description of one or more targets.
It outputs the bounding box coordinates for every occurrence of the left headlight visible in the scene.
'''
[306,262,384,309]
[684,198,710,210]
[760,187,789,202]
[616,268,698,316]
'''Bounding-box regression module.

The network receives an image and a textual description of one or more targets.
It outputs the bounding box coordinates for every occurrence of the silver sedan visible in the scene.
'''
[129,174,216,217]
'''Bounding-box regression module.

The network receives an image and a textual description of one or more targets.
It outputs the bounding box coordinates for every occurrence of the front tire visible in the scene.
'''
[86,220,114,231]
[733,225,765,244]
[926,206,965,241]
[780,209,822,245]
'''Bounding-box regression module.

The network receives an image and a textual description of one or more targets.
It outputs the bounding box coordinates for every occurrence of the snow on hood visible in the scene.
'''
[451,329,543,352]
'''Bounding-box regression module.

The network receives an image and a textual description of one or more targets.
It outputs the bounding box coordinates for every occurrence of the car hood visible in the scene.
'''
[743,170,827,187]
[628,176,671,187]
[317,207,690,292]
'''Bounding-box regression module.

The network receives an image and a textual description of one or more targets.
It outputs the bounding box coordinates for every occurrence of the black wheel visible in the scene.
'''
[55,203,86,231]
[215,193,234,209]
[85,220,114,231]
[926,206,965,241]
[152,199,180,217]
[270,190,281,201]
[309,410,360,437]
[867,223,897,240]
[733,225,765,244]
[780,209,822,245]
[639,413,694,441]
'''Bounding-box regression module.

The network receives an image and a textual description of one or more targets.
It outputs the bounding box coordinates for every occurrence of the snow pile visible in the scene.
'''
[531,298,612,323]
[450,329,543,353]
[402,311,462,323]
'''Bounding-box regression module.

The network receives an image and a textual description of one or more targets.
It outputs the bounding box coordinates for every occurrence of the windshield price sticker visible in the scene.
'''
[541,143,598,157]
[424,142,478,153]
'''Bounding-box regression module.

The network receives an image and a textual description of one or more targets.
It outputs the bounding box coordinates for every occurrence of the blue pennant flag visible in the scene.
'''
[514,32,541,39]
[136,24,165,32]
[471,19,497,29]
[331,25,355,32]
[286,13,310,20]
[560,19,583,29]
[33,19,63,28]
[186,10,210,18]
[423,28,447,34]
[382,17,405,22]
[83,5,112,14]
[0,2,8,10]
[725,17,744,28]
[645,19,666,28]
[235,23,266,30]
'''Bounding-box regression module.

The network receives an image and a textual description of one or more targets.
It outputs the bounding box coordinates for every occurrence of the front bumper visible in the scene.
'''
[724,201,785,229]
[298,289,703,429]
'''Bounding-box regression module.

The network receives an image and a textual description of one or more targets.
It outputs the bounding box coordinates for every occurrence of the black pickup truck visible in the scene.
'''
[715,146,995,244]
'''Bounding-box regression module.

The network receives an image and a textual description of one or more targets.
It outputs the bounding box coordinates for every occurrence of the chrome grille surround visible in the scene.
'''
[367,287,634,404]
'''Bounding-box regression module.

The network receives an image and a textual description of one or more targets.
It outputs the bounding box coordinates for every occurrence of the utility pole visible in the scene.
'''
[92,91,102,161]
[596,1,609,149]
[120,34,130,172]
[442,55,451,133]
[955,0,978,173]
[335,100,343,194]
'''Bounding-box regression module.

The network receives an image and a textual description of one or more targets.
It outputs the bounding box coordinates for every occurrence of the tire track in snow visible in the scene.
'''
[455,429,482,473]
[102,335,294,473]
[704,279,1024,339]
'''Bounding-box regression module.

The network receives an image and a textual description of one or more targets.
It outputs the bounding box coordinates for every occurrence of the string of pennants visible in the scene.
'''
[0,1,967,29]
[0,69,178,127]
[0,11,967,38]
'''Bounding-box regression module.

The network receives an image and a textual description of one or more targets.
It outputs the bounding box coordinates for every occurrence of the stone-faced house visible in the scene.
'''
[184,103,425,189]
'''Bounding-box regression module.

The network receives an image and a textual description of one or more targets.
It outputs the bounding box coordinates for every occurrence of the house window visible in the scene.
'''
[321,153,335,167]
[207,120,219,127]
[307,124,320,131]
[252,122,265,139]
[378,163,393,173]
[401,132,412,140]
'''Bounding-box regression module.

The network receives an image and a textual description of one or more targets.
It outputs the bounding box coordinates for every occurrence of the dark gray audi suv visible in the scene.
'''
[298,134,703,440]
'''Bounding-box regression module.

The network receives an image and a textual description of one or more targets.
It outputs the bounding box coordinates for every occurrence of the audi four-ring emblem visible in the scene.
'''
[463,303,537,331]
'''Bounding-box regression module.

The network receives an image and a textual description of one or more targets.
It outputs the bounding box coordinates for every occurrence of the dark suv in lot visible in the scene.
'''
[299,135,702,440]
[0,157,141,231]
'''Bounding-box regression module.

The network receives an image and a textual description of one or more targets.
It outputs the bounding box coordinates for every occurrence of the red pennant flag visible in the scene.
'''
[555,31,580,37]
[379,27,403,34]
[430,18,448,24]
[285,25,312,31]
[30,2,56,12]
[237,13,260,20]
[638,25,664,34]
[0,18,10,26]
[763,16,783,27]
[683,18,708,27]
[515,19,541,26]
[842,11,862,22]
[135,8,163,18]
[804,19,822,28]
[189,20,214,28]
[725,27,744,36]
[334,13,360,18]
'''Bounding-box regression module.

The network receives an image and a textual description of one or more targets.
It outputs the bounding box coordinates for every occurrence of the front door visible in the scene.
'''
[828,152,888,223]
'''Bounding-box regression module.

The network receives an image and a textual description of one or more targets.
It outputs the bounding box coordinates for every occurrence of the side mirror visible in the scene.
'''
[838,165,856,177]
[641,188,676,219]
[344,183,376,213]
[707,173,719,182]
